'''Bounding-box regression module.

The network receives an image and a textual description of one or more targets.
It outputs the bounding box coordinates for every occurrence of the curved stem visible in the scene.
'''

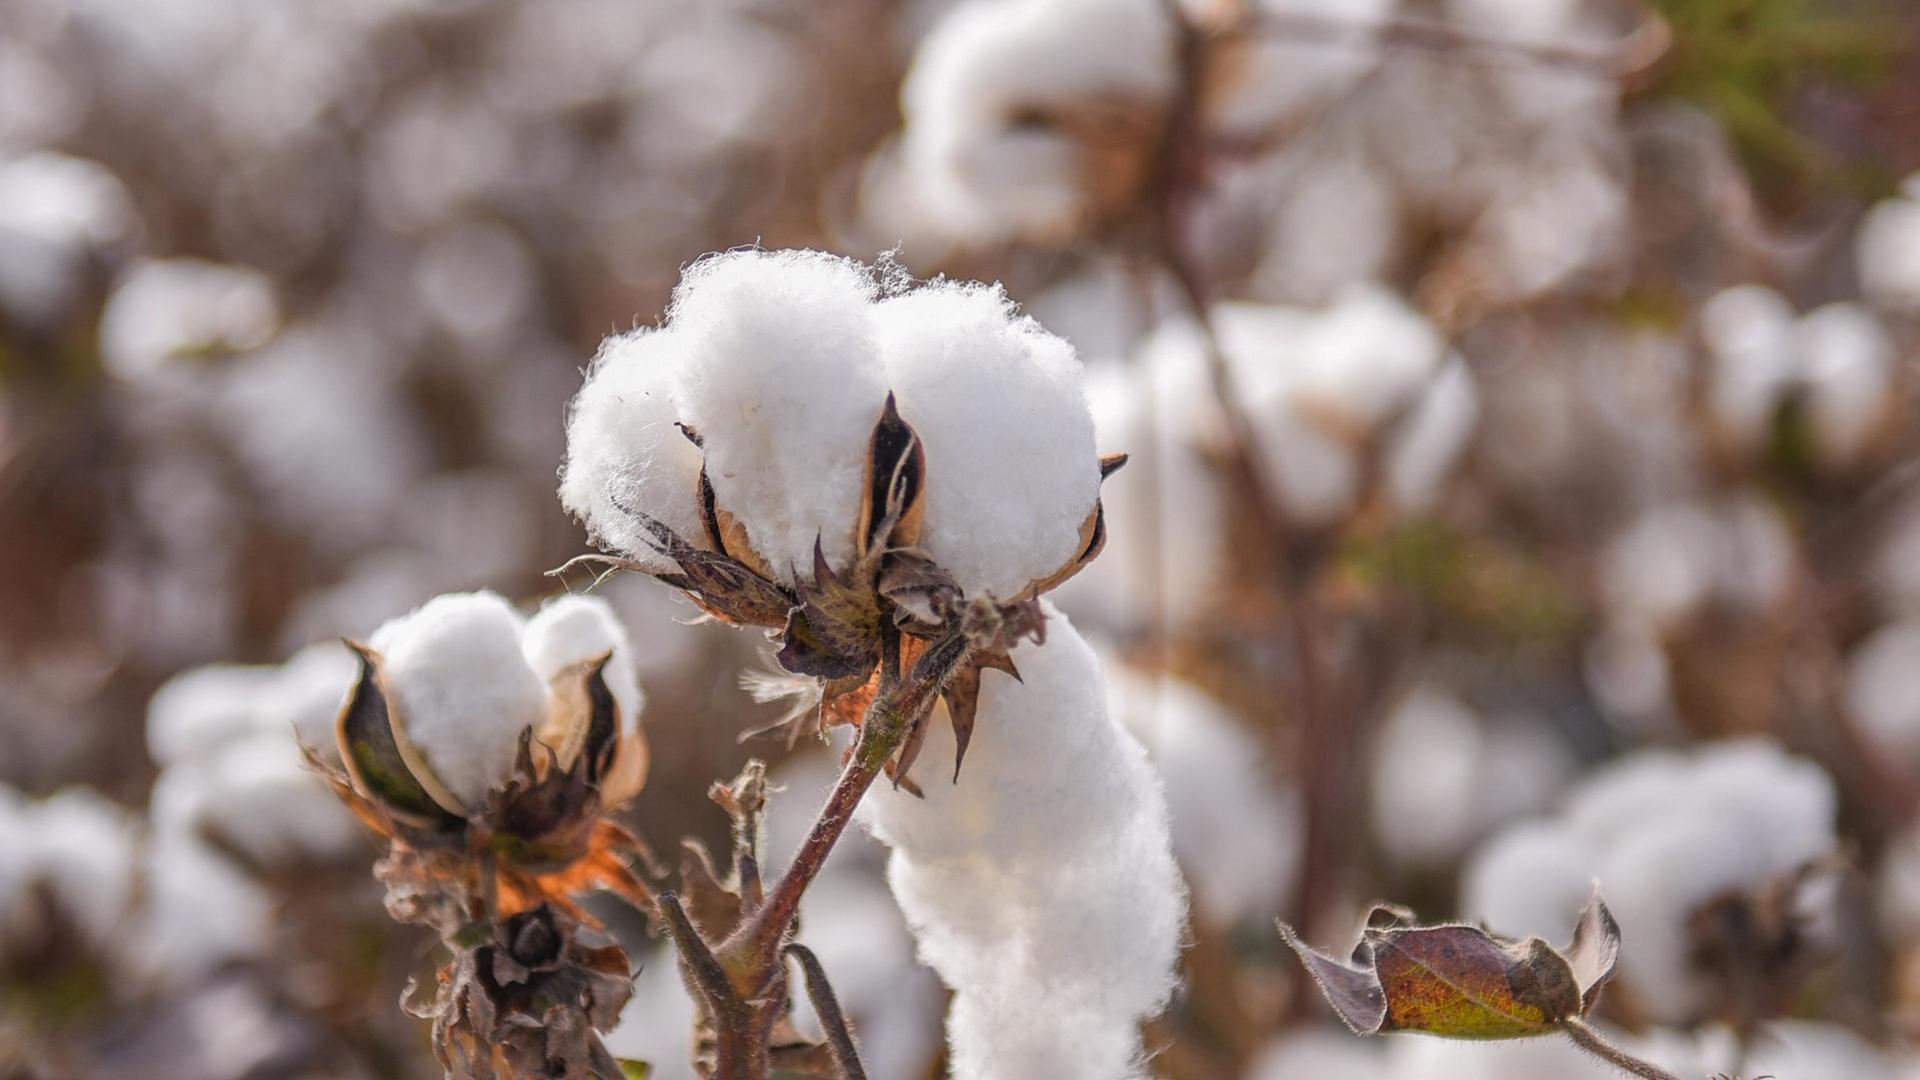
[1563,1019,1686,1080]
[785,943,869,1080]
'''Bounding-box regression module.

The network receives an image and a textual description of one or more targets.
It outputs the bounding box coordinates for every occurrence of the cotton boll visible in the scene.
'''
[0,151,137,327]
[561,327,707,574]
[1385,356,1478,512]
[1598,504,1719,629]
[1461,822,1597,943]
[1857,181,1920,313]
[98,258,279,380]
[370,591,547,809]
[667,249,887,576]
[1702,285,1797,451]
[1561,748,1689,846]
[522,594,644,735]
[130,831,274,987]
[1292,284,1447,432]
[1466,139,1626,299]
[1247,1027,1391,1080]
[1796,302,1893,467]
[1203,0,1391,141]
[1107,667,1300,927]
[21,789,139,950]
[147,663,284,767]
[862,609,1185,1080]
[875,281,1100,596]
[901,0,1175,241]
[151,733,363,868]
[1849,620,1920,763]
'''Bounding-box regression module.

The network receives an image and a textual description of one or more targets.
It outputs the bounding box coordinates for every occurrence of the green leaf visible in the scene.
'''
[617,1060,652,1080]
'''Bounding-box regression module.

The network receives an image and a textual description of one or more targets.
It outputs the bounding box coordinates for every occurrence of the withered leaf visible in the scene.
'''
[1280,888,1621,1041]
[627,512,794,628]
[777,540,884,680]
[336,642,464,829]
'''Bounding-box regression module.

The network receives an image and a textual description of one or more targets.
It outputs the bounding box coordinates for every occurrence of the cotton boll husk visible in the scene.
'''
[1246,1027,1391,1080]
[861,608,1185,1080]
[1106,666,1300,927]
[98,257,279,381]
[875,281,1100,597]
[900,0,1175,241]
[1857,182,1920,313]
[1850,620,1920,763]
[151,733,363,867]
[1385,356,1478,512]
[146,663,284,767]
[667,250,887,576]
[1460,821,1598,943]
[1702,284,1798,451]
[1795,302,1893,467]
[369,591,547,810]
[129,832,274,988]
[521,594,644,736]
[559,326,707,574]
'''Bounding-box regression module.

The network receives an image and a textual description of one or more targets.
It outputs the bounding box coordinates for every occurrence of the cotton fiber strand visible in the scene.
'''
[522,593,645,735]
[861,607,1185,1080]
[875,280,1099,597]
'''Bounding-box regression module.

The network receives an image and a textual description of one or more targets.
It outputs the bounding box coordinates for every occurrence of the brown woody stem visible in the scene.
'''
[1563,1019,1686,1080]
[785,943,869,1080]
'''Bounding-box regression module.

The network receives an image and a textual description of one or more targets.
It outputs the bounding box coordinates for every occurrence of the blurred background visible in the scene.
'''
[4,0,1920,1077]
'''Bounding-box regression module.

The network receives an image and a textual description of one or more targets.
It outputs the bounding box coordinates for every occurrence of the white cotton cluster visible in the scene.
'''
[897,0,1176,241]
[127,829,276,986]
[1856,173,1920,314]
[860,608,1186,1079]
[98,257,279,380]
[1845,618,1920,773]
[1369,688,1572,870]
[0,787,140,955]
[0,150,138,328]
[1204,0,1394,142]
[1460,739,1838,1023]
[1106,664,1301,927]
[1701,285,1894,467]
[563,249,1102,597]
[369,591,646,810]
[145,642,363,868]
[1598,493,1793,632]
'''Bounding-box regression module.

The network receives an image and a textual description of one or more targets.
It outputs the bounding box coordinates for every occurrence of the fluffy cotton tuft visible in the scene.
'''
[861,608,1186,1079]
[668,249,888,574]
[1,789,140,952]
[875,280,1100,596]
[150,731,364,867]
[900,0,1176,240]
[1462,739,1837,1023]
[1857,176,1920,313]
[521,594,645,735]
[560,327,708,574]
[370,591,548,809]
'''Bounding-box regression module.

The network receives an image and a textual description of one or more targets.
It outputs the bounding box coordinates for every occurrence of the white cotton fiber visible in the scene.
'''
[273,640,356,759]
[875,280,1100,597]
[21,789,140,950]
[560,326,707,574]
[1795,302,1892,466]
[1247,1027,1391,1080]
[146,663,285,767]
[151,732,363,867]
[861,608,1185,1079]
[1848,619,1920,762]
[1857,178,1920,313]
[1460,821,1597,943]
[668,250,888,576]
[1107,666,1300,927]
[129,831,274,987]
[901,0,1176,240]
[371,591,547,809]
[1702,284,1798,450]
[98,257,279,381]
[522,594,645,735]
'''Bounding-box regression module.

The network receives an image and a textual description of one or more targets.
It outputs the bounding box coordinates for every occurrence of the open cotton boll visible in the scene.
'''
[875,281,1100,597]
[1796,302,1893,466]
[1702,284,1798,450]
[1202,0,1392,140]
[1461,822,1598,943]
[668,249,887,576]
[861,609,1185,1080]
[129,831,274,987]
[1291,284,1447,432]
[1848,620,1920,762]
[1598,504,1720,629]
[20,789,140,950]
[1107,666,1300,927]
[900,0,1175,240]
[146,663,285,767]
[370,591,547,809]
[151,733,363,867]
[559,327,707,575]
[1857,178,1920,313]
[273,641,355,759]
[1247,1027,1392,1080]
[98,257,279,381]
[521,594,644,734]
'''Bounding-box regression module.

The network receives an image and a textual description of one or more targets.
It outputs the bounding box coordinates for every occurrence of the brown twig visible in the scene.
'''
[785,943,869,1080]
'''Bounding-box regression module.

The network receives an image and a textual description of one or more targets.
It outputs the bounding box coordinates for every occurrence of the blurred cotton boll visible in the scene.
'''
[98,258,279,380]
[0,150,137,330]
[1845,618,1920,765]
[1856,174,1920,314]
[1246,1026,1391,1080]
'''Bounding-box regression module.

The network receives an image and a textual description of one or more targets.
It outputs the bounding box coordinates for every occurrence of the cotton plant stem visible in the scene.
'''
[1563,1019,1687,1080]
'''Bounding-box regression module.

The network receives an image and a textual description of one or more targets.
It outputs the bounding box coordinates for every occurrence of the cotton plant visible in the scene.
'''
[306,589,658,1078]
[554,247,1182,1078]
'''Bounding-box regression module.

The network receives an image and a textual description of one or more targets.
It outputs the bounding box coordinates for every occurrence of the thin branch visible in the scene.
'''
[784,943,869,1080]
[1563,1019,1687,1080]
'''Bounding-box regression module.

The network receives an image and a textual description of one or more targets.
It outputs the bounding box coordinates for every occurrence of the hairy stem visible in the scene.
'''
[1563,1019,1686,1080]
[785,943,869,1080]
